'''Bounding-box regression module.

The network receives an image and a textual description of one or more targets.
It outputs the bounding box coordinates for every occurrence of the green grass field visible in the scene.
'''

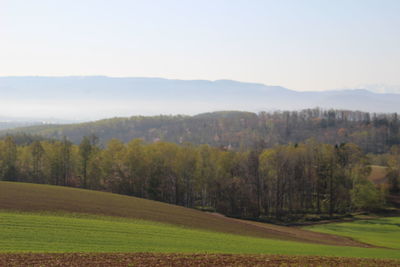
[1,182,400,262]
[1,211,400,259]
[305,217,400,250]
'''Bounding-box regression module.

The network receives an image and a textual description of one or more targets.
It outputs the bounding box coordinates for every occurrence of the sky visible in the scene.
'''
[1,0,400,92]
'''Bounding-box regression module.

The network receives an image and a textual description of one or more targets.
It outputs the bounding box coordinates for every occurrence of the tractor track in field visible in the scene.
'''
[209,213,378,248]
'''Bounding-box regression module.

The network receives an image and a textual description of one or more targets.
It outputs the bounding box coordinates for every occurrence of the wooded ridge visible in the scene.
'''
[2,109,400,154]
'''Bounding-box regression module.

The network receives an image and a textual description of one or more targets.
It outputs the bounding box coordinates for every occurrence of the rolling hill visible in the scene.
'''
[0,181,364,247]
[1,181,400,265]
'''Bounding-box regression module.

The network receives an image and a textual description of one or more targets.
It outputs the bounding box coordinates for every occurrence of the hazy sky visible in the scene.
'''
[1,0,400,91]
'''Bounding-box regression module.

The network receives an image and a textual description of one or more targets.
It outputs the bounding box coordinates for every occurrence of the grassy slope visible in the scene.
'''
[0,181,365,247]
[305,217,400,250]
[1,211,399,259]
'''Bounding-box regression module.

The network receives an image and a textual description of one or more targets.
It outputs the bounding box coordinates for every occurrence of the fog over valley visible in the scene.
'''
[1,76,400,121]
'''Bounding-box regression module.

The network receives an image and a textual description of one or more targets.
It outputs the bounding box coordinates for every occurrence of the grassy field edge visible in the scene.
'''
[1,211,400,259]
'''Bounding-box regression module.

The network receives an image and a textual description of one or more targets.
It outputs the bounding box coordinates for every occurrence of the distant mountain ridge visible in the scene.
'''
[1,76,400,120]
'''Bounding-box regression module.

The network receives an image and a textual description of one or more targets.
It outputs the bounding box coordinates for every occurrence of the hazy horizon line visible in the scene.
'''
[1,75,399,94]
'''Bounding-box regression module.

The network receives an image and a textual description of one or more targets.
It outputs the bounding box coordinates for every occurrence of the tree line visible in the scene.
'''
[0,135,397,221]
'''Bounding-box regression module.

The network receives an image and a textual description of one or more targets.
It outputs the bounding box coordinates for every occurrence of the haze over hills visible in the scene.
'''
[1,76,400,121]
[0,115,81,131]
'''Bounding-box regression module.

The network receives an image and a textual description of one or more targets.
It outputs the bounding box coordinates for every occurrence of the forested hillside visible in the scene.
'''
[3,109,400,153]
[1,135,399,221]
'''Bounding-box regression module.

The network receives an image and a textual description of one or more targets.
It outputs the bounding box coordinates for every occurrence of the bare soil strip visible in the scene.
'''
[1,253,399,267]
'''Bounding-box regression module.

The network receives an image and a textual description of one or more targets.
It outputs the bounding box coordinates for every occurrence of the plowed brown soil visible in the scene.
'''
[1,253,399,267]
[0,182,370,247]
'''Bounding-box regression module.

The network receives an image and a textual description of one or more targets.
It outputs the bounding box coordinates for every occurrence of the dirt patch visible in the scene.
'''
[1,253,399,267]
[368,165,388,185]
